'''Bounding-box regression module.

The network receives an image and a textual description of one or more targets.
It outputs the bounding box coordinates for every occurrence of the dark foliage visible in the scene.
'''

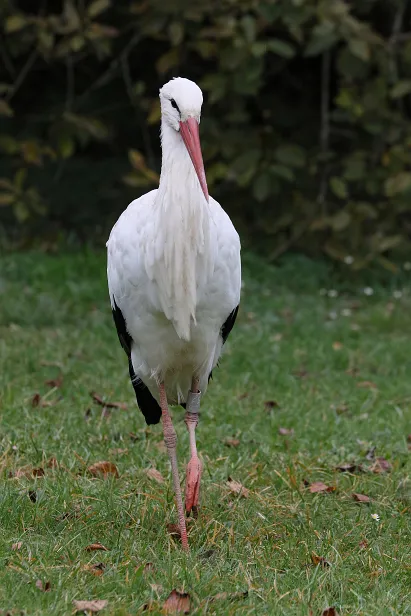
[1,0,411,267]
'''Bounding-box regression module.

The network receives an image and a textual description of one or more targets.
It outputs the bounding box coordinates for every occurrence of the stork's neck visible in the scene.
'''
[156,120,205,208]
[150,120,212,341]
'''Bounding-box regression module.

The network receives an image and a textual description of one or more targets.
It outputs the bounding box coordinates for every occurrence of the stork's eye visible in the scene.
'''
[170,98,180,113]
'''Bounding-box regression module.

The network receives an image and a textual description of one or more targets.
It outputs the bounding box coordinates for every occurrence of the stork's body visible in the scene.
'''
[107,78,241,550]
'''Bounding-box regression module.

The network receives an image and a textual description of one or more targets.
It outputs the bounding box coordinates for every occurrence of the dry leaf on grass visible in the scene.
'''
[308,481,336,493]
[227,477,249,498]
[45,375,63,388]
[166,523,181,539]
[87,461,119,478]
[311,552,331,568]
[278,427,294,436]
[359,539,369,550]
[336,462,364,473]
[85,543,108,552]
[163,590,191,614]
[108,448,128,456]
[35,580,51,592]
[224,438,240,448]
[83,563,105,577]
[332,341,343,350]
[11,542,22,551]
[145,467,165,484]
[73,600,108,613]
[47,457,58,468]
[10,466,44,479]
[353,493,370,503]
[370,457,392,474]
[91,392,127,409]
[357,380,377,390]
[322,608,338,616]
[237,392,249,400]
[264,400,279,411]
[31,393,58,407]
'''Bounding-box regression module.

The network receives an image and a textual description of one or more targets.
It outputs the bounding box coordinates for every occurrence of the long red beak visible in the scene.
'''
[179,117,209,202]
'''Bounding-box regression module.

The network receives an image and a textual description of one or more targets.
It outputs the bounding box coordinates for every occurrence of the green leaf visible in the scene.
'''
[390,80,411,99]
[270,164,294,182]
[330,177,348,199]
[87,0,110,18]
[5,14,28,33]
[304,24,338,57]
[0,100,14,117]
[58,134,75,159]
[267,39,295,59]
[168,22,183,46]
[241,16,256,43]
[0,193,14,206]
[253,172,271,202]
[330,210,351,231]
[274,145,306,168]
[385,172,411,197]
[231,150,260,186]
[156,49,179,75]
[14,201,30,222]
[14,168,27,190]
[348,39,370,62]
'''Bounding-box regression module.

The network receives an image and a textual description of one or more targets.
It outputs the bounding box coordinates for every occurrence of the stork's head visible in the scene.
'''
[159,77,208,201]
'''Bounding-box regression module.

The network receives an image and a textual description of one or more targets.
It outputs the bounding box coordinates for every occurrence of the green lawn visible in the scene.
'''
[0,251,410,615]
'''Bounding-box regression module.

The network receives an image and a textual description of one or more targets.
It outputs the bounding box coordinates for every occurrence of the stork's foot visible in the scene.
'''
[185,455,202,517]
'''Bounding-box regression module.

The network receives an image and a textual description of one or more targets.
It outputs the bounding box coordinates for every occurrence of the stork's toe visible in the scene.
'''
[185,456,202,516]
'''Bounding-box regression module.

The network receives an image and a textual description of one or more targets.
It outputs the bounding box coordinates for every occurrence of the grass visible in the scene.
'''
[0,250,410,615]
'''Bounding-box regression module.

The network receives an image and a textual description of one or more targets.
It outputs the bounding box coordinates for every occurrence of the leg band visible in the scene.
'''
[186,390,201,414]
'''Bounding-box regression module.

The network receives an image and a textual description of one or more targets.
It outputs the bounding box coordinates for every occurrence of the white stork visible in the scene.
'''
[106,77,241,550]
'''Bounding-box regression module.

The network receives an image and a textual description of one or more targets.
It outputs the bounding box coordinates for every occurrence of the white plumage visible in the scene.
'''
[106,77,241,549]
[107,78,241,405]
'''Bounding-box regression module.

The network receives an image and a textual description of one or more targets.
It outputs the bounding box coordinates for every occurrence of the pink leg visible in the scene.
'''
[159,382,189,551]
[184,378,203,517]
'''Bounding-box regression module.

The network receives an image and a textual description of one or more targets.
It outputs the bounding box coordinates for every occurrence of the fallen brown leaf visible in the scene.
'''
[108,448,128,456]
[359,539,368,550]
[145,467,165,484]
[308,481,336,493]
[11,542,22,551]
[357,380,377,390]
[370,457,392,474]
[32,467,45,477]
[10,465,44,479]
[278,427,294,436]
[264,400,279,411]
[47,457,58,468]
[336,462,364,473]
[353,493,370,503]
[332,341,343,350]
[163,590,191,614]
[31,393,57,407]
[84,562,106,577]
[166,523,181,539]
[85,543,108,552]
[87,461,119,478]
[227,477,250,498]
[45,375,63,388]
[91,392,127,409]
[311,552,331,568]
[73,600,108,613]
[322,608,338,616]
[35,579,51,592]
[224,438,240,448]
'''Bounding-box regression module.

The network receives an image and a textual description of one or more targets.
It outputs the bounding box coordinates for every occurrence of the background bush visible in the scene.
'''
[0,0,411,268]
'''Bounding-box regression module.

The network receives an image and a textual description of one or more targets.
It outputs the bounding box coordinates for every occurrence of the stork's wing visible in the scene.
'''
[221,305,239,344]
[107,195,162,425]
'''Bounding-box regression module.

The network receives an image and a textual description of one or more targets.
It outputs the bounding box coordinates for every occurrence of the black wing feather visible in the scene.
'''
[221,305,239,344]
[111,298,161,425]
